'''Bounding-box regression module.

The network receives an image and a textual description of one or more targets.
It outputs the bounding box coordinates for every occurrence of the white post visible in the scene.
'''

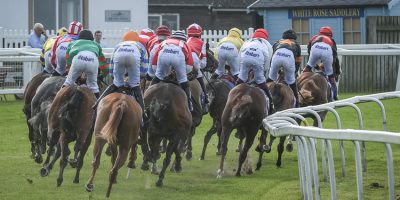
[396,60,400,91]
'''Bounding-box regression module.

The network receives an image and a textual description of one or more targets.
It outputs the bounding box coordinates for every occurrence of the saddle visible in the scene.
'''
[164,68,198,83]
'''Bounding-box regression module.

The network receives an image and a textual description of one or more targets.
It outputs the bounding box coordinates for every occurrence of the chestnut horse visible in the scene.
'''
[40,85,95,187]
[143,82,192,187]
[23,72,50,159]
[217,83,267,178]
[86,93,142,197]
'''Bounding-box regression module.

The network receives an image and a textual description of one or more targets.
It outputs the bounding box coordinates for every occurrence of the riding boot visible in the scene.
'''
[196,77,209,104]
[302,65,312,73]
[210,73,219,80]
[51,70,61,77]
[180,82,193,112]
[94,92,100,99]
[266,78,274,83]
[328,75,338,101]
[257,82,274,115]
[92,84,118,110]
[131,86,145,111]
[289,83,300,108]
[150,76,161,86]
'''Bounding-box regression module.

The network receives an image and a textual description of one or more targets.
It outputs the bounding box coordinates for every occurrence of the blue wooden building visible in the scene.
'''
[248,0,400,44]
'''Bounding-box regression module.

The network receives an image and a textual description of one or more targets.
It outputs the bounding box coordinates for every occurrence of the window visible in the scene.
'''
[34,0,56,30]
[148,14,179,31]
[33,0,82,30]
[58,0,82,28]
[343,18,361,44]
[292,18,310,45]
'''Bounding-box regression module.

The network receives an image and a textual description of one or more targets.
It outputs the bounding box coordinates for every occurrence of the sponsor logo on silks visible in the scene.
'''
[78,55,95,62]
[245,51,259,57]
[315,45,329,50]
[276,52,291,58]
[118,47,135,53]
[221,45,234,51]
[163,48,179,54]
[249,47,258,51]
[60,46,68,50]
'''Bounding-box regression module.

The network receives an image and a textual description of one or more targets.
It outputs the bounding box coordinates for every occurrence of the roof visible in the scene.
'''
[149,0,256,8]
[248,0,391,9]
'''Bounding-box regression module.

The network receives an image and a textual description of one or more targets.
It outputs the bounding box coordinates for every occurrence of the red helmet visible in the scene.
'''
[156,25,171,36]
[139,35,150,47]
[252,28,268,40]
[68,21,83,35]
[319,26,333,37]
[187,23,202,37]
[140,28,154,37]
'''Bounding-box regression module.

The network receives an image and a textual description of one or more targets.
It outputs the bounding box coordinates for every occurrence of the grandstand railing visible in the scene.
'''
[263,91,400,200]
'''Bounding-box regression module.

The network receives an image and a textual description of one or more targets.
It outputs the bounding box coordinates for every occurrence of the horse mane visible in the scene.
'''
[58,87,84,135]
[99,99,127,144]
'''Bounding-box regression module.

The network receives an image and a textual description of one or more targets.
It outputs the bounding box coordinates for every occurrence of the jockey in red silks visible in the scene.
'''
[186,23,209,104]
[146,25,171,80]
[51,21,83,76]
[303,26,339,100]
[150,31,194,111]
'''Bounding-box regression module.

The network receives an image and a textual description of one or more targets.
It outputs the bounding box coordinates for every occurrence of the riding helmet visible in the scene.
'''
[282,29,297,40]
[78,29,94,41]
[319,26,333,37]
[171,30,187,41]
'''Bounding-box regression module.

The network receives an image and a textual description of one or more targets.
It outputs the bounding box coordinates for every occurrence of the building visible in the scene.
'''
[248,0,400,44]
[148,0,263,31]
[0,0,148,31]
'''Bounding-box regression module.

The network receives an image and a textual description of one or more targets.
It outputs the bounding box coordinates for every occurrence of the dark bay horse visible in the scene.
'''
[217,83,267,178]
[40,85,95,186]
[23,72,50,159]
[86,93,142,197]
[256,80,295,170]
[29,76,65,163]
[143,82,192,187]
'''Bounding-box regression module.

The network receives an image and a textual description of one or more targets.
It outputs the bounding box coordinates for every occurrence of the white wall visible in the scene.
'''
[0,0,29,29]
[88,0,148,31]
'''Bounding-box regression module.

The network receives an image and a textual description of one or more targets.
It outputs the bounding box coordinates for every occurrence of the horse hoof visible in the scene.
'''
[185,151,193,161]
[69,159,78,168]
[155,180,163,187]
[34,155,43,164]
[256,163,262,171]
[286,144,293,152]
[199,156,205,161]
[39,168,49,177]
[141,163,150,171]
[263,145,271,153]
[57,178,63,187]
[73,178,79,184]
[85,183,94,192]
[276,162,282,168]
[235,172,241,177]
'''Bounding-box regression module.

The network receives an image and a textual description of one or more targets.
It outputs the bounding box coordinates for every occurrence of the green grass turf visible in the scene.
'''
[0,93,399,200]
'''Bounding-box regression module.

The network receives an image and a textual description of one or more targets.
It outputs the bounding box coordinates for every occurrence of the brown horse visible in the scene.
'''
[217,83,267,178]
[256,80,295,170]
[23,72,50,159]
[40,85,95,187]
[143,82,192,187]
[86,93,142,197]
[29,76,65,163]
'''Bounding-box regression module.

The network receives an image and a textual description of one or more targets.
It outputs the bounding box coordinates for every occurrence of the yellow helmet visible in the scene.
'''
[228,27,242,38]
[57,27,68,36]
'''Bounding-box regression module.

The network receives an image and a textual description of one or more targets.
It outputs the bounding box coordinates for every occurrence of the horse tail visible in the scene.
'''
[299,88,314,103]
[100,100,126,144]
[230,94,252,124]
[59,88,84,134]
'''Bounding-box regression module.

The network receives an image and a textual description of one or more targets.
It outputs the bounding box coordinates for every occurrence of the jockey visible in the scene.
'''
[150,30,194,111]
[51,21,83,76]
[303,26,338,100]
[146,25,171,80]
[93,31,147,111]
[267,29,302,107]
[40,27,67,73]
[186,23,209,104]
[62,29,108,98]
[236,28,274,114]
[138,28,154,77]
[212,27,244,79]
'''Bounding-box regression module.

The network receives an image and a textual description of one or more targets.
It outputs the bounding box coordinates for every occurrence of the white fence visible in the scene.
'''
[0,27,255,49]
[263,91,400,200]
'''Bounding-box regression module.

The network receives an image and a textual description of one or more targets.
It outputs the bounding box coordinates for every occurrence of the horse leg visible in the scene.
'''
[276,136,286,168]
[85,138,106,192]
[56,135,71,187]
[140,128,151,171]
[33,129,43,164]
[159,138,167,153]
[73,131,93,184]
[256,129,268,170]
[266,134,276,154]
[172,143,183,173]
[286,135,294,152]
[127,143,138,169]
[69,139,81,169]
[216,124,223,155]
[200,121,218,160]
[217,126,233,179]
[40,126,47,156]
[27,121,35,159]
[40,142,60,177]
[185,126,195,161]
[155,138,176,187]
[236,131,257,177]
[106,145,130,198]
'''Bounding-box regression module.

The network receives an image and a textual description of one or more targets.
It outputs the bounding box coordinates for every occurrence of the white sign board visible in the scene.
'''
[105,10,131,22]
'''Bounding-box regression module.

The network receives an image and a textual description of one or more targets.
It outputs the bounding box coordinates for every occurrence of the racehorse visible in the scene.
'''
[29,76,65,163]
[217,83,267,178]
[86,92,142,197]
[23,72,50,159]
[256,78,295,170]
[143,82,192,187]
[40,85,95,187]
